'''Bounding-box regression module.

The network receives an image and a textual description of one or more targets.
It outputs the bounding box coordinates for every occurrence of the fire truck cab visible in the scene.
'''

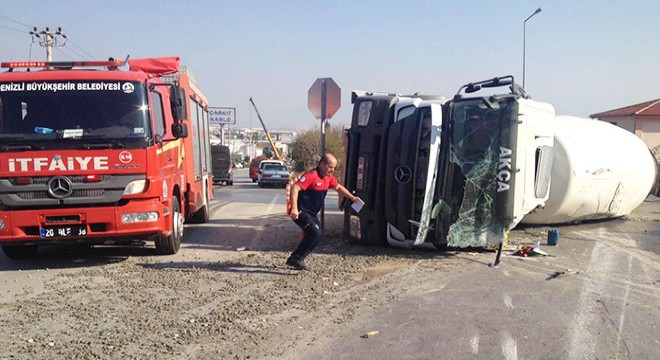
[0,57,213,259]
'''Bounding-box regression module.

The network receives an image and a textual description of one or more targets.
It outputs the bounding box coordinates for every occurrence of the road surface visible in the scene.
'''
[1,168,658,359]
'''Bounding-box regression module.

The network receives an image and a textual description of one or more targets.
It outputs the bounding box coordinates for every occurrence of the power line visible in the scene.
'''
[67,40,96,60]
[0,13,33,28]
[55,44,86,61]
[0,24,27,33]
[54,46,77,61]
[1,13,97,62]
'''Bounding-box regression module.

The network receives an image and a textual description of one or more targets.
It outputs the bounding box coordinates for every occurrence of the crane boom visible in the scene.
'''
[249,97,283,161]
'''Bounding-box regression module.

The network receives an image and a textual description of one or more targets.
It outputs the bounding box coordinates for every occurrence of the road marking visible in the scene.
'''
[421,283,448,294]
[615,255,632,356]
[567,241,612,359]
[470,335,479,354]
[501,332,518,360]
[249,193,282,249]
[504,295,514,309]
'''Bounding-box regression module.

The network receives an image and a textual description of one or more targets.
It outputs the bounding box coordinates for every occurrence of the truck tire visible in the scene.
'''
[2,245,38,260]
[156,195,183,255]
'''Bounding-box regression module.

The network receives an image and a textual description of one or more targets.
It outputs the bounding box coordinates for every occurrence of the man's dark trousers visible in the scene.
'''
[292,211,322,260]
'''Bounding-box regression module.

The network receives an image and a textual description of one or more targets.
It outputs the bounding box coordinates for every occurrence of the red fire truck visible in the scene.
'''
[0,57,213,259]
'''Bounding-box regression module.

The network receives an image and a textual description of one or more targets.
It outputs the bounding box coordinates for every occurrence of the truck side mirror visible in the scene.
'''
[172,123,188,138]
[171,87,187,122]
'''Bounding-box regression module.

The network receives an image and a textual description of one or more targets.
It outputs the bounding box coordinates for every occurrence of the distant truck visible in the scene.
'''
[343,76,657,249]
[211,145,233,186]
[0,57,213,259]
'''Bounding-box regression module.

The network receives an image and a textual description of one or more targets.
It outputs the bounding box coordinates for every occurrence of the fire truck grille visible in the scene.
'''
[73,189,105,197]
[18,191,50,200]
[17,189,105,199]
[12,175,112,185]
[1,174,144,209]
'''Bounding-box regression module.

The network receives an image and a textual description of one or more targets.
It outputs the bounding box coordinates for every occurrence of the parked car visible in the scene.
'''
[258,164,290,188]
[258,159,285,172]
[211,145,233,185]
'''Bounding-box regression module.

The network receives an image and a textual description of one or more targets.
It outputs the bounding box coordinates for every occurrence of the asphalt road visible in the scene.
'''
[206,171,660,359]
[0,168,658,360]
[299,198,660,360]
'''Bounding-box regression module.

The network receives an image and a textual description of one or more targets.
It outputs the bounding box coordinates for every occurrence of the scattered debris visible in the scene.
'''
[547,269,579,280]
[509,241,549,257]
[362,331,379,339]
[235,247,246,251]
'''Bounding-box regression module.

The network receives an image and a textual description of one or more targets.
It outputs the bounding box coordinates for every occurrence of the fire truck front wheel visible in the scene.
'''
[2,244,38,260]
[156,195,183,255]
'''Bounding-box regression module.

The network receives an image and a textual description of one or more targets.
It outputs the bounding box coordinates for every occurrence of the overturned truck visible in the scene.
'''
[343,76,658,249]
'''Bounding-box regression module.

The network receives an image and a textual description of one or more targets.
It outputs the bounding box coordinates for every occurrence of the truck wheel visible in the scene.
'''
[156,195,183,255]
[2,245,38,260]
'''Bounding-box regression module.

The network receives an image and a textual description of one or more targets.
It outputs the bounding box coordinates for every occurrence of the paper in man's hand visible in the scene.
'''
[351,197,365,213]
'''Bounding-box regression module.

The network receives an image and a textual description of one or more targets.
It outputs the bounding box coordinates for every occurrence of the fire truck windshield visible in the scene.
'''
[0,80,152,147]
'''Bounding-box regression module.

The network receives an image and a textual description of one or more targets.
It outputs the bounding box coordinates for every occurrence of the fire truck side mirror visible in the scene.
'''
[172,123,188,138]
[171,87,188,122]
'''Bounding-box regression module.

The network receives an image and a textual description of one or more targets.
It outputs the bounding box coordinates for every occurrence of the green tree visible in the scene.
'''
[290,125,345,178]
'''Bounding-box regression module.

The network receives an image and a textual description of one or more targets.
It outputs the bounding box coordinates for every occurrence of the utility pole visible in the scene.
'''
[30,27,67,61]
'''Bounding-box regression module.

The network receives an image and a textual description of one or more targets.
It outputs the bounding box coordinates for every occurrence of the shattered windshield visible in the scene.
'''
[444,97,516,247]
[0,81,151,145]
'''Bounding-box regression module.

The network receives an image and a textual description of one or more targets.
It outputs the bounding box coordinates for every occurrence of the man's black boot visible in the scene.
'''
[286,255,309,270]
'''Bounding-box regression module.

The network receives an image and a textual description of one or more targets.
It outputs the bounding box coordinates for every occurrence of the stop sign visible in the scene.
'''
[308,78,340,120]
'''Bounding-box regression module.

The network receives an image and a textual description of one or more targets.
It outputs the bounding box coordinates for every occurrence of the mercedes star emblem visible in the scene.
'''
[47,176,74,199]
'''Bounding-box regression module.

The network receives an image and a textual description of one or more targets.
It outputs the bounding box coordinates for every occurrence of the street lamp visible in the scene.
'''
[523,7,542,89]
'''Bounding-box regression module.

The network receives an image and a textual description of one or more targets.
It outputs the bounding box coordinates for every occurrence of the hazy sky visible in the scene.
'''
[1,0,658,131]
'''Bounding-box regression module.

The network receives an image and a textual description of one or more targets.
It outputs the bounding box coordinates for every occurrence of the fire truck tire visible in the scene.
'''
[2,245,38,260]
[156,196,183,255]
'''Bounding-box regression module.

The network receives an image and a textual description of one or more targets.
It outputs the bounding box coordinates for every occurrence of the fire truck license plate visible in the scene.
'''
[40,226,88,239]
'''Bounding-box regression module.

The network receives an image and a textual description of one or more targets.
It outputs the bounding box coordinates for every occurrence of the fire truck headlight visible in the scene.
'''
[122,212,159,223]
[124,180,147,195]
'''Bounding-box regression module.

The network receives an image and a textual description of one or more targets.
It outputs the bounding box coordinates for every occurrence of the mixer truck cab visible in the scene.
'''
[344,77,556,249]
[431,76,555,248]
